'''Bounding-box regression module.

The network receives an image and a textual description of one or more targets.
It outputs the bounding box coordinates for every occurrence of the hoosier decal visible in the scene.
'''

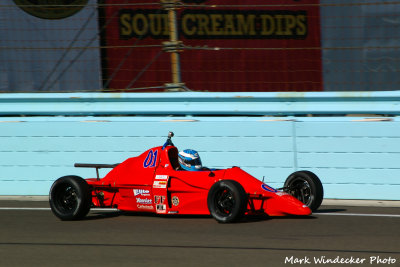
[136,198,152,204]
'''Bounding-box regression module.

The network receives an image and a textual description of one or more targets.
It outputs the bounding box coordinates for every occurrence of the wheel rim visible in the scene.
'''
[287,178,314,207]
[54,184,78,213]
[214,187,235,217]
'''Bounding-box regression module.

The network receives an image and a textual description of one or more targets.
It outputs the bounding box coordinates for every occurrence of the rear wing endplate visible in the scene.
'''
[74,163,119,180]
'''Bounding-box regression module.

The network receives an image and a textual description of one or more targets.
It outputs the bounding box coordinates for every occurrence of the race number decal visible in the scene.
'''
[144,150,158,168]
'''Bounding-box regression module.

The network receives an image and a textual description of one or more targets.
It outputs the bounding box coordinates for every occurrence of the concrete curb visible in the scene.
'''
[0,196,400,207]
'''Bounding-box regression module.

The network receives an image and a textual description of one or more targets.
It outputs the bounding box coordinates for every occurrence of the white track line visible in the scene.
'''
[315,212,400,218]
[0,208,399,218]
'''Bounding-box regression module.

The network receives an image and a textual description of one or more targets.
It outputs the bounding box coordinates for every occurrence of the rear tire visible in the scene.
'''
[207,180,248,223]
[49,175,92,220]
[284,171,323,211]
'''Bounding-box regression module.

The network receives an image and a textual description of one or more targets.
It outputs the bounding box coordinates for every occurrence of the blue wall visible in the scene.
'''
[0,92,399,200]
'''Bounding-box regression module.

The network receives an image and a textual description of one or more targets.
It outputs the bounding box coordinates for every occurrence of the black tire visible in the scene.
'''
[284,171,324,211]
[49,175,92,220]
[207,180,248,223]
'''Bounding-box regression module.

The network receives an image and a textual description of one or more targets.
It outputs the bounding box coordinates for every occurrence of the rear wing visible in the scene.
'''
[74,163,119,180]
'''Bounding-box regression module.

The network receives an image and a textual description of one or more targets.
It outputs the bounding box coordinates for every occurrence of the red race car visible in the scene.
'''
[49,132,324,223]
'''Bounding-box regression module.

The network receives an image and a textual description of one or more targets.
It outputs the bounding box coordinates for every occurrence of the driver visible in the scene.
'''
[177,149,202,171]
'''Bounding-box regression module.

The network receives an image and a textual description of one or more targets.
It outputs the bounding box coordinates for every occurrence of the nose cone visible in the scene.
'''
[281,194,312,215]
[294,203,312,216]
[264,193,312,216]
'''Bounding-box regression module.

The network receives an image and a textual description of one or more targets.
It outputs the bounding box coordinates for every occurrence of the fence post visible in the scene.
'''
[161,0,186,91]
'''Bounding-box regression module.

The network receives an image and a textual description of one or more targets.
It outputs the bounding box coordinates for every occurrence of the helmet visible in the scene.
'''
[178,149,202,171]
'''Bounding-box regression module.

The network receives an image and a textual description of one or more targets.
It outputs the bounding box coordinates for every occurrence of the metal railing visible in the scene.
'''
[2,1,400,92]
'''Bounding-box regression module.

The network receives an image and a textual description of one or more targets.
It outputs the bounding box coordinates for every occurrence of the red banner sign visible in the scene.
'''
[103,0,322,92]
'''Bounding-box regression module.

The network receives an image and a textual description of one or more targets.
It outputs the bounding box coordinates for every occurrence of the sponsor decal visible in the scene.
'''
[13,0,88,20]
[136,198,152,204]
[261,184,278,193]
[168,211,179,214]
[137,204,154,210]
[153,180,167,189]
[156,204,166,214]
[275,191,289,196]
[154,195,166,205]
[155,175,169,180]
[172,196,179,206]
[133,189,150,196]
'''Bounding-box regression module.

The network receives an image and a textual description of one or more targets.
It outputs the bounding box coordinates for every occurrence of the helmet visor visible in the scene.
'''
[185,158,202,167]
[178,157,202,170]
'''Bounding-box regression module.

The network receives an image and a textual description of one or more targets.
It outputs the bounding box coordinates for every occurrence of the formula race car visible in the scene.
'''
[49,132,324,223]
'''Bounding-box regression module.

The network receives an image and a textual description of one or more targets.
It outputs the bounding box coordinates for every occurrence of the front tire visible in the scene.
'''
[207,180,248,223]
[49,175,92,220]
[284,171,324,211]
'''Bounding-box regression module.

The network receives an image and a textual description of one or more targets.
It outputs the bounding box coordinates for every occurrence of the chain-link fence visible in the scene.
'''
[1,0,399,92]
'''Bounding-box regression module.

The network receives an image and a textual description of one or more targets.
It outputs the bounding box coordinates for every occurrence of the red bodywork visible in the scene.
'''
[85,145,311,217]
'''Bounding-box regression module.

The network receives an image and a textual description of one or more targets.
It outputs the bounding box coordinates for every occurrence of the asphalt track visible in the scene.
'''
[0,201,399,267]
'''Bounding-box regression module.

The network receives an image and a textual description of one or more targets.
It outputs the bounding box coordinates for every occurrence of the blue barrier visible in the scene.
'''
[0,92,399,200]
[0,91,399,116]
